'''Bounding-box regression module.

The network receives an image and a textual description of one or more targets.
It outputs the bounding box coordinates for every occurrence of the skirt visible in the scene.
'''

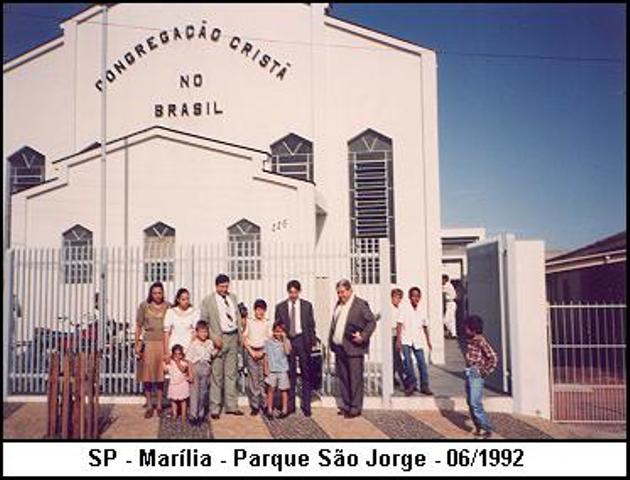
[168,380,190,401]
[139,340,165,383]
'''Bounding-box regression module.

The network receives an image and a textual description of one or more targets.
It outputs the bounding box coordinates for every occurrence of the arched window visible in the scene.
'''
[8,146,46,194]
[143,222,175,282]
[348,129,397,284]
[228,219,261,280]
[62,224,93,284]
[270,133,314,182]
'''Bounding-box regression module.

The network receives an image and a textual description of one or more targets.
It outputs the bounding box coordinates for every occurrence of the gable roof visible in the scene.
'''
[548,231,626,262]
[4,3,434,69]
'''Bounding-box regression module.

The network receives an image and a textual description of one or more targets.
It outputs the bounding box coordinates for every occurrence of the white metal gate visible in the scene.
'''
[548,303,626,423]
[5,239,390,397]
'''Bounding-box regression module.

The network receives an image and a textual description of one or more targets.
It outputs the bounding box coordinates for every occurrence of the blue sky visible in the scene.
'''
[3,3,626,251]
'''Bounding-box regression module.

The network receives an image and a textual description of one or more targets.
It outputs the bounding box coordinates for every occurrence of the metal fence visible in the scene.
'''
[548,303,626,423]
[6,239,390,397]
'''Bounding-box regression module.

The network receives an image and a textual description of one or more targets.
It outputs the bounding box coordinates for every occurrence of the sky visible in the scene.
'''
[3,3,626,251]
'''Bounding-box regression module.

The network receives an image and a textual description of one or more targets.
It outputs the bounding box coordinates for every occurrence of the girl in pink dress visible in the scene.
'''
[164,344,192,422]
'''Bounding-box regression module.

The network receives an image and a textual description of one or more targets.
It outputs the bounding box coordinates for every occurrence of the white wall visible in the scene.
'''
[507,238,551,418]
[15,133,314,249]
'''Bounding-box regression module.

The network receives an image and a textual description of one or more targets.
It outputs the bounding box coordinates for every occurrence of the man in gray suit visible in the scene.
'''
[328,278,376,418]
[199,274,246,419]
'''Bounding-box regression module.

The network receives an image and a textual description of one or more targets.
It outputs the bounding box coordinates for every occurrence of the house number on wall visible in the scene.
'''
[272,219,289,232]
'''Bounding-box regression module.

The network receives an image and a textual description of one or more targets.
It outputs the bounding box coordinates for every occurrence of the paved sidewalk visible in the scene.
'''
[4,402,626,440]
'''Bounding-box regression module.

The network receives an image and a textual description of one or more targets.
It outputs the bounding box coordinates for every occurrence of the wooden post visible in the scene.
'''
[78,352,86,439]
[61,353,71,439]
[86,352,94,438]
[47,352,59,438]
[94,351,101,438]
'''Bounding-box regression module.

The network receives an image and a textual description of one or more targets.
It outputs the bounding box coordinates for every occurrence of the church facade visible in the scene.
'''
[4,4,443,360]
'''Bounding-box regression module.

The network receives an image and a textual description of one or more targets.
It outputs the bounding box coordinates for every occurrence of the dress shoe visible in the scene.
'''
[420,386,433,396]
[337,409,347,416]
[344,411,360,419]
[302,410,312,417]
[250,408,259,416]
[226,410,244,416]
[210,413,220,420]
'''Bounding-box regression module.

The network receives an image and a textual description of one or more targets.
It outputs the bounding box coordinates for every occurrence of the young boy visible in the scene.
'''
[186,320,217,426]
[463,315,499,438]
[243,299,272,416]
[263,321,292,419]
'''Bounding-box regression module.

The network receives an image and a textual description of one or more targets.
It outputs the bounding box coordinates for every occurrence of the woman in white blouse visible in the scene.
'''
[163,288,199,359]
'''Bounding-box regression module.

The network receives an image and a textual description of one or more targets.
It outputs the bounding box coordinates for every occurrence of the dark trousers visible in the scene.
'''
[335,349,364,415]
[392,336,405,388]
[288,334,312,415]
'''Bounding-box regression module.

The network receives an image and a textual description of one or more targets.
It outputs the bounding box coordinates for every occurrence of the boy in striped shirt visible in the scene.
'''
[463,315,499,438]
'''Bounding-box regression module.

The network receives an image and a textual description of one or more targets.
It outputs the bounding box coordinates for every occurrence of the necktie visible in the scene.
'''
[222,295,233,328]
[290,301,296,338]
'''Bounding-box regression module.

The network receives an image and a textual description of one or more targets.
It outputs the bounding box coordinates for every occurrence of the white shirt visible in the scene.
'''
[390,303,401,336]
[215,292,238,333]
[332,294,355,345]
[163,306,199,352]
[397,301,429,349]
[443,282,457,302]
[244,317,272,348]
[187,338,217,364]
[287,298,302,336]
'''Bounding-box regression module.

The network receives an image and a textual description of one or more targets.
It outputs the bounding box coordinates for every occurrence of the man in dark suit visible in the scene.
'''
[275,279,317,417]
[328,278,376,418]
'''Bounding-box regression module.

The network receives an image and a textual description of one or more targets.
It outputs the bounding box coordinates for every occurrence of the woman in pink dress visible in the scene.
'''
[164,344,192,422]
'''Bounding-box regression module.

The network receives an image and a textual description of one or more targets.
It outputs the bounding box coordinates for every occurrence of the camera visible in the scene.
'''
[237,302,248,318]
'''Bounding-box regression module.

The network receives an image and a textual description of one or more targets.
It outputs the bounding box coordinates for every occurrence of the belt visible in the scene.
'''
[223,330,238,335]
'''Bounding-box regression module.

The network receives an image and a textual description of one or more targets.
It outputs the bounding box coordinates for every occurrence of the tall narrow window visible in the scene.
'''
[228,219,261,280]
[62,225,94,284]
[348,129,397,284]
[270,133,314,182]
[143,222,175,282]
[8,146,46,194]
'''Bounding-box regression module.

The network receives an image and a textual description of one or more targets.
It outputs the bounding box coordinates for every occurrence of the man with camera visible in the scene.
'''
[199,274,247,419]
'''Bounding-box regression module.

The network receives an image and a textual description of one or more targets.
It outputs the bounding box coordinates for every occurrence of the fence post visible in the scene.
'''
[3,248,14,400]
[379,238,392,408]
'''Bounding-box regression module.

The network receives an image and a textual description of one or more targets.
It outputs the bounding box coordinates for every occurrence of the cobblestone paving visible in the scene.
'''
[262,410,330,439]
[363,410,445,439]
[5,402,624,439]
[487,413,553,439]
[3,402,23,420]
[158,412,213,439]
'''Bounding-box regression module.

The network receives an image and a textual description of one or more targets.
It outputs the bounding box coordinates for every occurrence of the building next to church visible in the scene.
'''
[4,3,444,360]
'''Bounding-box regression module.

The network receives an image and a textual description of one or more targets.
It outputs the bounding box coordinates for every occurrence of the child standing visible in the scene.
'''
[463,315,499,438]
[186,320,217,426]
[164,344,192,423]
[263,322,292,419]
[243,299,273,416]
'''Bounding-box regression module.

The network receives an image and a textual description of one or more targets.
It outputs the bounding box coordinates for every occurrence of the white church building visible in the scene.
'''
[4,4,444,362]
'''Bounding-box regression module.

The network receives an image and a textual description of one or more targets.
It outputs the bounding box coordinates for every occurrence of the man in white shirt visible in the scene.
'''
[396,286,433,396]
[442,274,458,338]
[388,288,405,389]
[328,279,376,418]
[274,280,317,417]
